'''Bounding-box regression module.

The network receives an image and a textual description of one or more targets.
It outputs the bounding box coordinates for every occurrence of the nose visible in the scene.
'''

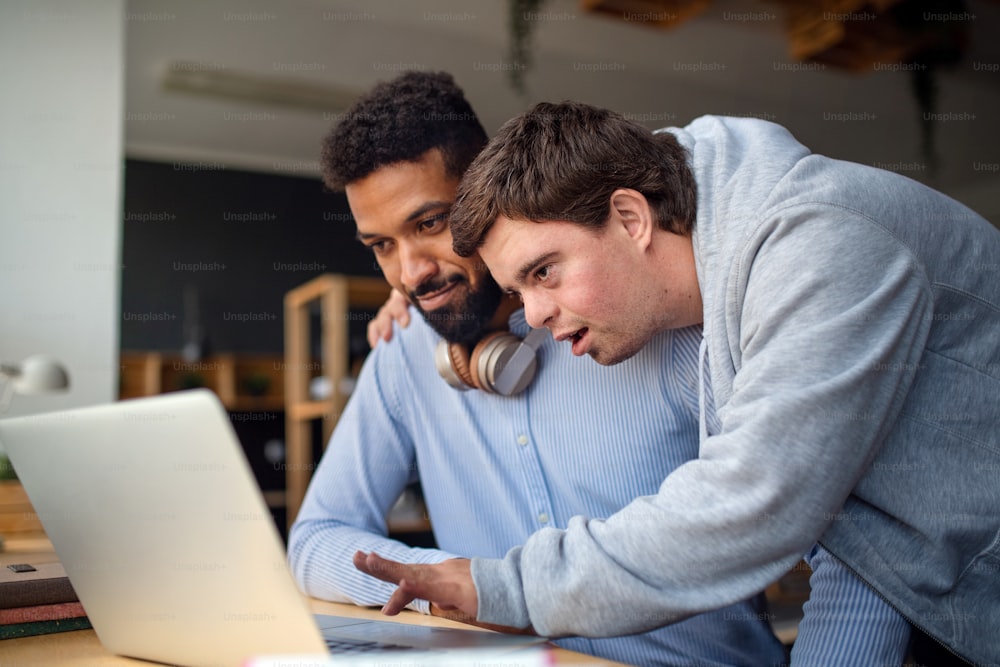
[398,242,437,292]
[522,291,558,329]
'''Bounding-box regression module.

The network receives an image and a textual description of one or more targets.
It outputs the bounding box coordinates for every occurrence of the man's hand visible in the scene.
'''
[353,551,478,618]
[367,288,411,348]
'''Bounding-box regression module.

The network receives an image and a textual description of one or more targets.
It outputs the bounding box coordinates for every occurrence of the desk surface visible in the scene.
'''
[0,534,625,666]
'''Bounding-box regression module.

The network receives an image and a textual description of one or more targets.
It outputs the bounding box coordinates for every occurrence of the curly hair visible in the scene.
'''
[451,101,697,257]
[320,71,487,191]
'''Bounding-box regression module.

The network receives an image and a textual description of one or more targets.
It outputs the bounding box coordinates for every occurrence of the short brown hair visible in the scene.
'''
[450,101,697,257]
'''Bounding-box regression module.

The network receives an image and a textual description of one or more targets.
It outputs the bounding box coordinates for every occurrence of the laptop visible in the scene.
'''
[0,389,544,667]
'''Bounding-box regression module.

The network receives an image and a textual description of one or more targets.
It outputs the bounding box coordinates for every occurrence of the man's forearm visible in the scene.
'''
[290,521,458,612]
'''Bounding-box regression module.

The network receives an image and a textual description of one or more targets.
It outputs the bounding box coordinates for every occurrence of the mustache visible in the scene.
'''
[410,274,465,302]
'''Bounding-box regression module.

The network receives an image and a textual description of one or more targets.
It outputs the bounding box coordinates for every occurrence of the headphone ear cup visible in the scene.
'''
[435,330,539,395]
[448,342,480,389]
[434,339,475,390]
[471,331,530,394]
[469,331,512,392]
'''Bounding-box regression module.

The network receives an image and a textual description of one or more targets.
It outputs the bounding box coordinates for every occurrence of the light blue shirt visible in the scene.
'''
[289,311,787,666]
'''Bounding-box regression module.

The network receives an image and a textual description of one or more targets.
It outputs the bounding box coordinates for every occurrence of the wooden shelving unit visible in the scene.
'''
[120,352,285,412]
[283,274,392,529]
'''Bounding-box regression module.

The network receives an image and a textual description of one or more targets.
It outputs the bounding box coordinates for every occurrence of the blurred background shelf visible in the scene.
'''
[119,352,285,411]
[283,274,393,530]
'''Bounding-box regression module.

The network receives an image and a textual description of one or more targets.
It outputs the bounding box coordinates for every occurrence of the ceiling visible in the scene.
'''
[124,0,1000,219]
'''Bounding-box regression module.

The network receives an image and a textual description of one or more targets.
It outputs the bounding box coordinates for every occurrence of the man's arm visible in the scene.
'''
[791,545,912,665]
[287,335,458,613]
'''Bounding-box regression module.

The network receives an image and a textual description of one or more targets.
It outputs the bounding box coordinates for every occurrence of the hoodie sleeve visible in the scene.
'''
[472,203,932,636]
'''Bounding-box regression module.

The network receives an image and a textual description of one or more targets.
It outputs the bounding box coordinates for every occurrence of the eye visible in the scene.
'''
[418,212,448,233]
[366,239,392,256]
[533,265,552,282]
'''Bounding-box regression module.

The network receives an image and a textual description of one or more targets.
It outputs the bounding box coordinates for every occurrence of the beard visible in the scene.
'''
[411,273,503,347]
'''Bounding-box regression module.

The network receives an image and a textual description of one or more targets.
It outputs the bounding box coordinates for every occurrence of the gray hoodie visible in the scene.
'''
[472,115,1000,665]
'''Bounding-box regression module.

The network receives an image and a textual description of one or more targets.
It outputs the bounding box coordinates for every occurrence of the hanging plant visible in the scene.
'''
[507,0,549,94]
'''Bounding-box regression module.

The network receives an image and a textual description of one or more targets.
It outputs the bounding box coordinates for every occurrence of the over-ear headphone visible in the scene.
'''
[434,328,548,396]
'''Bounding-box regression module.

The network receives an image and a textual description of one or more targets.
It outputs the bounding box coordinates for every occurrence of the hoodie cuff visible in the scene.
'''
[471,548,532,629]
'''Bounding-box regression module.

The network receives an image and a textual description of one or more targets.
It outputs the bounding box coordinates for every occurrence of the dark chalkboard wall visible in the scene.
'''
[120,159,381,353]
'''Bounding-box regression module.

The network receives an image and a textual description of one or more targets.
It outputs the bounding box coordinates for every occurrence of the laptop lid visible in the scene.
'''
[0,389,329,666]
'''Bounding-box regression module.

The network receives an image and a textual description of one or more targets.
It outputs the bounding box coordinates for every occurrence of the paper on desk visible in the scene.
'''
[243,645,553,667]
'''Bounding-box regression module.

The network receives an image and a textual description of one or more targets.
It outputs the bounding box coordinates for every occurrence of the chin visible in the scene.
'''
[592,338,647,366]
[591,351,626,366]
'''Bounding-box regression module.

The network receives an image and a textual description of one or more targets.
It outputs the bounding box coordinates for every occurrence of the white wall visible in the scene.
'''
[0,1,124,421]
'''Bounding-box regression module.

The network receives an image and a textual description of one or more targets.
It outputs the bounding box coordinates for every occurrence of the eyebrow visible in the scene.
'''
[514,251,559,286]
[355,200,451,242]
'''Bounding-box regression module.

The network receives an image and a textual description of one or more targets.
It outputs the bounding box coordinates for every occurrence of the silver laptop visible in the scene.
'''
[0,389,543,667]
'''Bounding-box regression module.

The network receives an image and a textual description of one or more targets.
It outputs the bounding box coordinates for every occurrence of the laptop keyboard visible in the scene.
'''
[325,636,418,654]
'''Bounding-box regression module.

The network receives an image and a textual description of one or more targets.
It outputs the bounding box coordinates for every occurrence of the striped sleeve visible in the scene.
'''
[791,544,911,665]
[286,329,459,614]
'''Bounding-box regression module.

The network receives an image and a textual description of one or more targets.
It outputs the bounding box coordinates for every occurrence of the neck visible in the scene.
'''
[487,294,522,331]
[649,231,704,329]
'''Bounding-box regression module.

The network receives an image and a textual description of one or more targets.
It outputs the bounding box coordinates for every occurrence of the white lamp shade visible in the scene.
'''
[11,355,70,394]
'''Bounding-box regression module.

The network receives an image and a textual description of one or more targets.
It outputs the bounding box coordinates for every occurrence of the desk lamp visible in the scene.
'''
[0,354,70,551]
[0,355,70,413]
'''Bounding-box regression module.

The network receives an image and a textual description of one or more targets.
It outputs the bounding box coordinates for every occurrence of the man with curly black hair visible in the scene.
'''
[319,72,501,348]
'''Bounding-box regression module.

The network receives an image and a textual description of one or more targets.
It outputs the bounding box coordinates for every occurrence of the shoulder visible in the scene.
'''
[361,313,440,388]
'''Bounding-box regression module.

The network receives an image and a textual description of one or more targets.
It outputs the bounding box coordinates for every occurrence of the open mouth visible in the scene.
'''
[568,328,589,355]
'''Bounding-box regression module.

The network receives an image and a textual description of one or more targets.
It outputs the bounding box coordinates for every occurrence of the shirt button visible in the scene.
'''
[516,434,529,446]
[538,513,549,524]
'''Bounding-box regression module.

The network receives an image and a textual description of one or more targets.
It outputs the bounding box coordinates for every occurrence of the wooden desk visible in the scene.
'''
[0,535,625,666]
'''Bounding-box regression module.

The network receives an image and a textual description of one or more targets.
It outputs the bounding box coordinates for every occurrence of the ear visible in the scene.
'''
[609,188,654,252]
